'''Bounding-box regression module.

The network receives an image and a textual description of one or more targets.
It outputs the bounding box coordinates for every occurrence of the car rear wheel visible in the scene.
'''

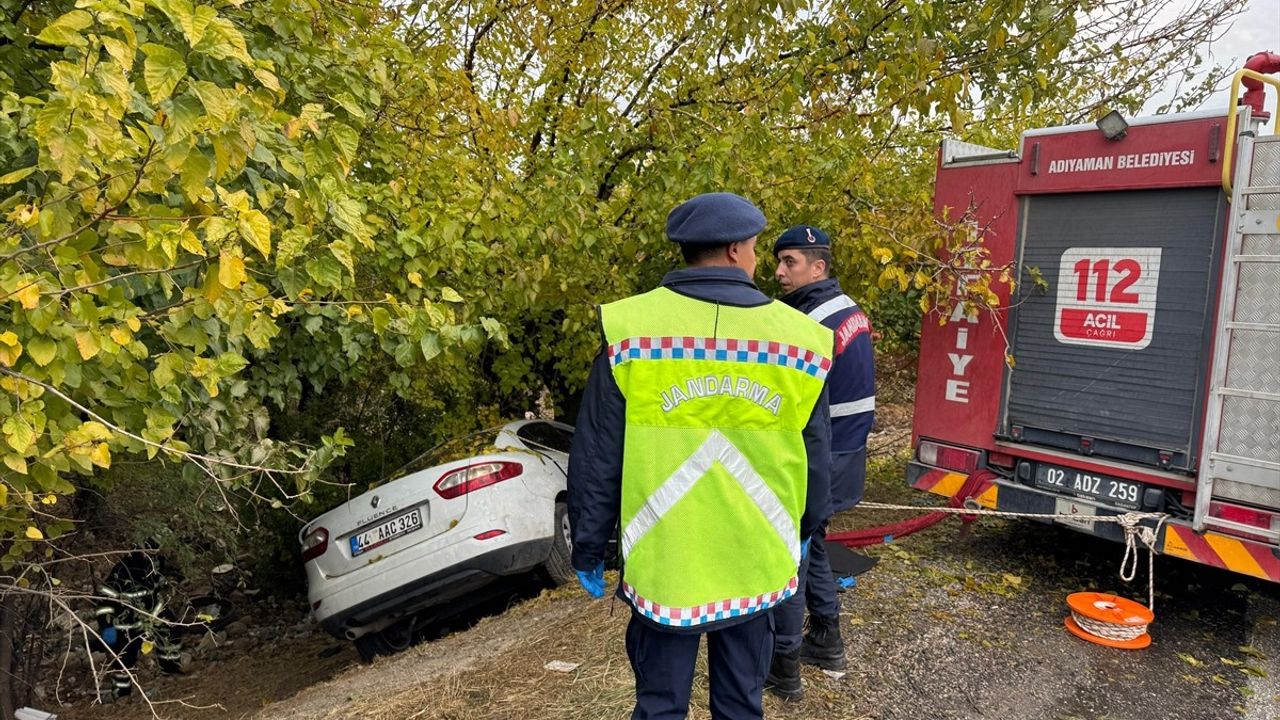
[354,617,416,663]
[541,501,575,586]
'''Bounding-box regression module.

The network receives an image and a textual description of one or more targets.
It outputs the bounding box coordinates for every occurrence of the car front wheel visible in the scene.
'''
[541,501,575,586]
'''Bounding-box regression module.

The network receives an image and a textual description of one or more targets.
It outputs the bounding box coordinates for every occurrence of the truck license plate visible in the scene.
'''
[1034,464,1142,510]
[350,509,422,557]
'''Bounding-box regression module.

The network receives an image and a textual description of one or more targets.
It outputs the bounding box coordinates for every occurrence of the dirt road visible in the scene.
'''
[60,458,1278,720]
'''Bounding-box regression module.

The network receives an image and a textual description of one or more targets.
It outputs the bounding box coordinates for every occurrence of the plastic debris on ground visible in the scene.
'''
[544,660,581,672]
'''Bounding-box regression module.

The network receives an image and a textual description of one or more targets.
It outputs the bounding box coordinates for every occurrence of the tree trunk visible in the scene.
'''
[0,592,16,720]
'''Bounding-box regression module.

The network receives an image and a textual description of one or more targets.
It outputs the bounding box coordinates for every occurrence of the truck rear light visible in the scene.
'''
[988,451,1015,468]
[301,526,329,563]
[473,529,507,540]
[434,461,523,499]
[1209,502,1280,535]
[918,441,979,473]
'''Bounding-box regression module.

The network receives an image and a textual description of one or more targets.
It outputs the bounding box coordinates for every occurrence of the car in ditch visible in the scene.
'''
[299,419,576,660]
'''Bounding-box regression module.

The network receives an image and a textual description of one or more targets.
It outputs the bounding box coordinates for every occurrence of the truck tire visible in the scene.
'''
[541,501,575,586]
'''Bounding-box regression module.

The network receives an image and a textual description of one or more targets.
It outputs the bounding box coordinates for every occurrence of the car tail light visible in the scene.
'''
[434,461,523,499]
[918,441,979,473]
[301,526,329,563]
[474,529,507,540]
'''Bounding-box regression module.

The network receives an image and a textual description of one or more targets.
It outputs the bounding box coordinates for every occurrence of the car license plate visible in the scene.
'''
[1034,463,1142,510]
[350,509,422,557]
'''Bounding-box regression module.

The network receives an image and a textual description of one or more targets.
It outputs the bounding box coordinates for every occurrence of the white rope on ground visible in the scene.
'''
[854,500,1169,609]
[1070,612,1149,642]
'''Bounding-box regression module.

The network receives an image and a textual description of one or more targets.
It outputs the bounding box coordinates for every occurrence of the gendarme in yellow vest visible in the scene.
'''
[601,286,832,628]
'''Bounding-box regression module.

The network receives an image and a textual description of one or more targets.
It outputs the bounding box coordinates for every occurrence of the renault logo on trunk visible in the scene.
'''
[370,495,380,509]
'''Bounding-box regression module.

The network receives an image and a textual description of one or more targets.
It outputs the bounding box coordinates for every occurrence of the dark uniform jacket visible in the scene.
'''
[567,266,834,592]
[780,277,875,512]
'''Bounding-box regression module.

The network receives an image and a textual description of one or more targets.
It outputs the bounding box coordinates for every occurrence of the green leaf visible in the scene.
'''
[328,240,354,277]
[245,314,279,349]
[35,10,92,47]
[238,209,271,259]
[153,353,184,388]
[3,415,35,453]
[420,333,442,362]
[101,36,135,69]
[195,17,253,64]
[26,338,57,367]
[217,352,248,376]
[305,255,344,288]
[0,167,36,185]
[276,227,312,267]
[141,43,188,103]
[180,4,218,46]
[479,317,508,345]
[329,122,359,168]
[3,454,28,475]
[331,92,366,120]
[440,286,463,302]
[190,80,234,124]
[181,152,212,202]
[253,68,282,93]
[371,307,391,334]
[329,196,367,242]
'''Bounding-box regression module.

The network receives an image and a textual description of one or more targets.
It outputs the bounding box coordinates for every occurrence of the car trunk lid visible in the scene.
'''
[306,468,467,579]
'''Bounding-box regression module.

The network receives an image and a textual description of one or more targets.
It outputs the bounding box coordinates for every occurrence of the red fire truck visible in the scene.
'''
[909,57,1280,584]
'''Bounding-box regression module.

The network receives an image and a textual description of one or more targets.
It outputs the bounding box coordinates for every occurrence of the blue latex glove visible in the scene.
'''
[836,575,856,590]
[576,563,605,598]
[800,537,811,562]
[101,626,118,646]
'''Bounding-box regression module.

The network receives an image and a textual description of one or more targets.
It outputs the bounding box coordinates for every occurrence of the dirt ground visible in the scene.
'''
[46,394,1280,720]
[52,464,1279,720]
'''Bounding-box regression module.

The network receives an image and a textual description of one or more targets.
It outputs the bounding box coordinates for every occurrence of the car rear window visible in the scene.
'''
[390,429,501,480]
[516,422,574,453]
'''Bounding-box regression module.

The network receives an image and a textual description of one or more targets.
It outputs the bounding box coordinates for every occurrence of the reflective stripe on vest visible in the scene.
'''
[830,395,875,417]
[807,294,856,323]
[621,575,799,627]
[608,336,830,379]
[621,430,800,561]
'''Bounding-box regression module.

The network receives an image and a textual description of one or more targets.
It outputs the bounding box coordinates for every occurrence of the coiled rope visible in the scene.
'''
[1071,608,1148,642]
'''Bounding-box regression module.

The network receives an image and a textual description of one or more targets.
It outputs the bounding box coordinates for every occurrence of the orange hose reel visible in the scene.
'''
[1063,591,1154,650]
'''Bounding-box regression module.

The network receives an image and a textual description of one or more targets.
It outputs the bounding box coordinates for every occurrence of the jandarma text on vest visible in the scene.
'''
[659,374,784,415]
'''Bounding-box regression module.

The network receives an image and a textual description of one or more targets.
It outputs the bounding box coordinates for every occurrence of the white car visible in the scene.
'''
[299,419,576,660]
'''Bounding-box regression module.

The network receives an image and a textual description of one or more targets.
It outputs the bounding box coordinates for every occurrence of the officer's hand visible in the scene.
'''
[101,626,118,646]
[576,563,605,599]
[800,537,811,562]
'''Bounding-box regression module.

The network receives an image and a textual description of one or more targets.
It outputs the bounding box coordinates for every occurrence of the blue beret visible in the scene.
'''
[773,225,830,255]
[666,193,767,245]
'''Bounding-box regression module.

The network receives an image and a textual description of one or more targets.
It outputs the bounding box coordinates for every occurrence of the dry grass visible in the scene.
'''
[355,590,884,720]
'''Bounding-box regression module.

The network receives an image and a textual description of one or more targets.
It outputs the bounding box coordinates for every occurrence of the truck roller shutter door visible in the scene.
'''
[1002,187,1226,471]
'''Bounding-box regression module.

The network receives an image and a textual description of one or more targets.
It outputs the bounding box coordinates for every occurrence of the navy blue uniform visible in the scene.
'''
[568,266,832,719]
[773,277,875,653]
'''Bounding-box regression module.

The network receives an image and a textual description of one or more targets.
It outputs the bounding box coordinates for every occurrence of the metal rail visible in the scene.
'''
[1223,68,1280,195]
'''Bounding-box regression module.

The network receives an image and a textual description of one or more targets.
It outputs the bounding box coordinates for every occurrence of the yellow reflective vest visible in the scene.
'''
[601,286,832,628]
